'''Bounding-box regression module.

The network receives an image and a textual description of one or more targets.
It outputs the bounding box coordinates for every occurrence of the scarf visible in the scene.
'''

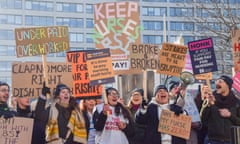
[214,91,237,108]
[46,103,87,144]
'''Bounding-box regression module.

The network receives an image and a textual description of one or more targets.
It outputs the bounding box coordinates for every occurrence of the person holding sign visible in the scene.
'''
[93,87,134,144]
[0,81,16,119]
[201,75,240,144]
[135,85,186,144]
[35,83,87,144]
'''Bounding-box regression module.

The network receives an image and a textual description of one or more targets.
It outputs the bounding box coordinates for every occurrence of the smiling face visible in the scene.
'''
[58,88,71,104]
[107,89,119,106]
[0,85,10,103]
[155,89,169,104]
[84,99,96,112]
[131,92,142,105]
[215,79,230,96]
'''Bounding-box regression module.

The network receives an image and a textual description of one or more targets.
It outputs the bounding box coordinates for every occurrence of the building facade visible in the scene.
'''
[0,0,238,98]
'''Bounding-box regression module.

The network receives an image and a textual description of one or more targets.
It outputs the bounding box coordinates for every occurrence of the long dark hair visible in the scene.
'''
[106,87,133,122]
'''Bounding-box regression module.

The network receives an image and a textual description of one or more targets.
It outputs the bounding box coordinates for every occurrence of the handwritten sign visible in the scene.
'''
[15,26,69,57]
[129,43,160,70]
[0,117,33,144]
[188,38,218,74]
[158,43,188,77]
[158,109,192,140]
[12,62,72,98]
[232,30,240,72]
[233,72,240,92]
[93,2,143,74]
[86,49,115,86]
[66,51,102,98]
[195,72,212,80]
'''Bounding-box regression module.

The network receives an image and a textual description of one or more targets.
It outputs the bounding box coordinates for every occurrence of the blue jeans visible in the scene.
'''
[208,140,231,144]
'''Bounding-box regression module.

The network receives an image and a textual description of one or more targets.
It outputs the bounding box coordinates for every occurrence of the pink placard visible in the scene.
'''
[233,72,240,92]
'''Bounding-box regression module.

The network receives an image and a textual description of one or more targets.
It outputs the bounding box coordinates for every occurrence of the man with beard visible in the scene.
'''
[0,81,16,118]
[202,75,240,144]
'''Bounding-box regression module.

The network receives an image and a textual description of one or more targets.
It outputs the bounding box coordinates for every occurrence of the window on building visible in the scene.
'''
[170,7,193,17]
[0,45,15,56]
[170,22,194,31]
[143,35,162,44]
[70,47,84,51]
[25,1,53,11]
[0,14,22,25]
[70,33,83,42]
[143,21,163,30]
[56,52,66,57]
[86,19,94,28]
[25,15,53,26]
[0,0,22,9]
[0,30,14,40]
[56,2,83,13]
[142,7,166,16]
[142,0,166,2]
[86,33,94,43]
[86,4,93,14]
[56,17,83,28]
[0,61,11,72]
[169,0,192,2]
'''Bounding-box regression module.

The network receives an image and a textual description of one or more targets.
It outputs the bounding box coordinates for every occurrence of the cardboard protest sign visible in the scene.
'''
[195,72,212,80]
[86,48,115,86]
[93,2,143,74]
[183,54,193,72]
[129,43,160,70]
[157,43,188,77]
[0,117,33,144]
[233,72,240,93]
[158,109,192,140]
[15,26,69,57]
[12,62,72,98]
[66,51,102,98]
[232,30,240,72]
[188,38,218,74]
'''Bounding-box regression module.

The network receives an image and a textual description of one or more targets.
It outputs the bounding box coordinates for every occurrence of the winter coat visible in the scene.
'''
[135,99,186,144]
[202,91,240,142]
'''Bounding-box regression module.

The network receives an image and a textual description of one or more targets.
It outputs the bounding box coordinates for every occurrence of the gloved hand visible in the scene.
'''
[141,99,148,109]
[170,104,183,116]
[42,81,50,96]
[0,110,15,119]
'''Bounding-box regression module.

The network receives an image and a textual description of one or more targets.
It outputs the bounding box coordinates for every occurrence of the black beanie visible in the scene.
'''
[131,88,144,97]
[219,75,233,90]
[154,85,168,96]
[169,81,180,91]
[54,84,70,98]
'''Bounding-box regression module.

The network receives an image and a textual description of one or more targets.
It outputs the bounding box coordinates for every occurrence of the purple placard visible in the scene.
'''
[188,38,218,74]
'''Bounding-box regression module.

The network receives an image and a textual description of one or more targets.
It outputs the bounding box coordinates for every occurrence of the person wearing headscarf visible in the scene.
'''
[35,82,87,144]
[202,75,240,144]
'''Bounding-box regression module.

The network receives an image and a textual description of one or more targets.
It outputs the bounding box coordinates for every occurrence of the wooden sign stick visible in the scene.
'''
[143,70,147,101]
[42,54,50,98]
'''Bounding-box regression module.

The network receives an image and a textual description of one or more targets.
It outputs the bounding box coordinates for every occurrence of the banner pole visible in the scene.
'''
[42,54,50,98]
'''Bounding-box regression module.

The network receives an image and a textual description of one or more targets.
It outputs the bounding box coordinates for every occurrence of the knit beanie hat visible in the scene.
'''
[131,88,144,97]
[54,84,70,98]
[154,85,168,96]
[169,81,180,91]
[219,75,233,90]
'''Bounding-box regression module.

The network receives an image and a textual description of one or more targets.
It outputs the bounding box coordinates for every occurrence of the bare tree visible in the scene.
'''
[185,0,240,75]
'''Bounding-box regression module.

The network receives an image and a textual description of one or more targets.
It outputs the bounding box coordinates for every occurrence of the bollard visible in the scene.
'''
[231,126,240,144]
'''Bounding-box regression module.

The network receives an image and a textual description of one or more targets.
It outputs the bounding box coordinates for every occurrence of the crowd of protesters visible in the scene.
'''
[1,74,240,144]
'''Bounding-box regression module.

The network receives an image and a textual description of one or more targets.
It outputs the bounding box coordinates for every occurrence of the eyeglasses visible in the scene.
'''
[0,89,10,93]
[132,93,141,97]
[110,92,119,97]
